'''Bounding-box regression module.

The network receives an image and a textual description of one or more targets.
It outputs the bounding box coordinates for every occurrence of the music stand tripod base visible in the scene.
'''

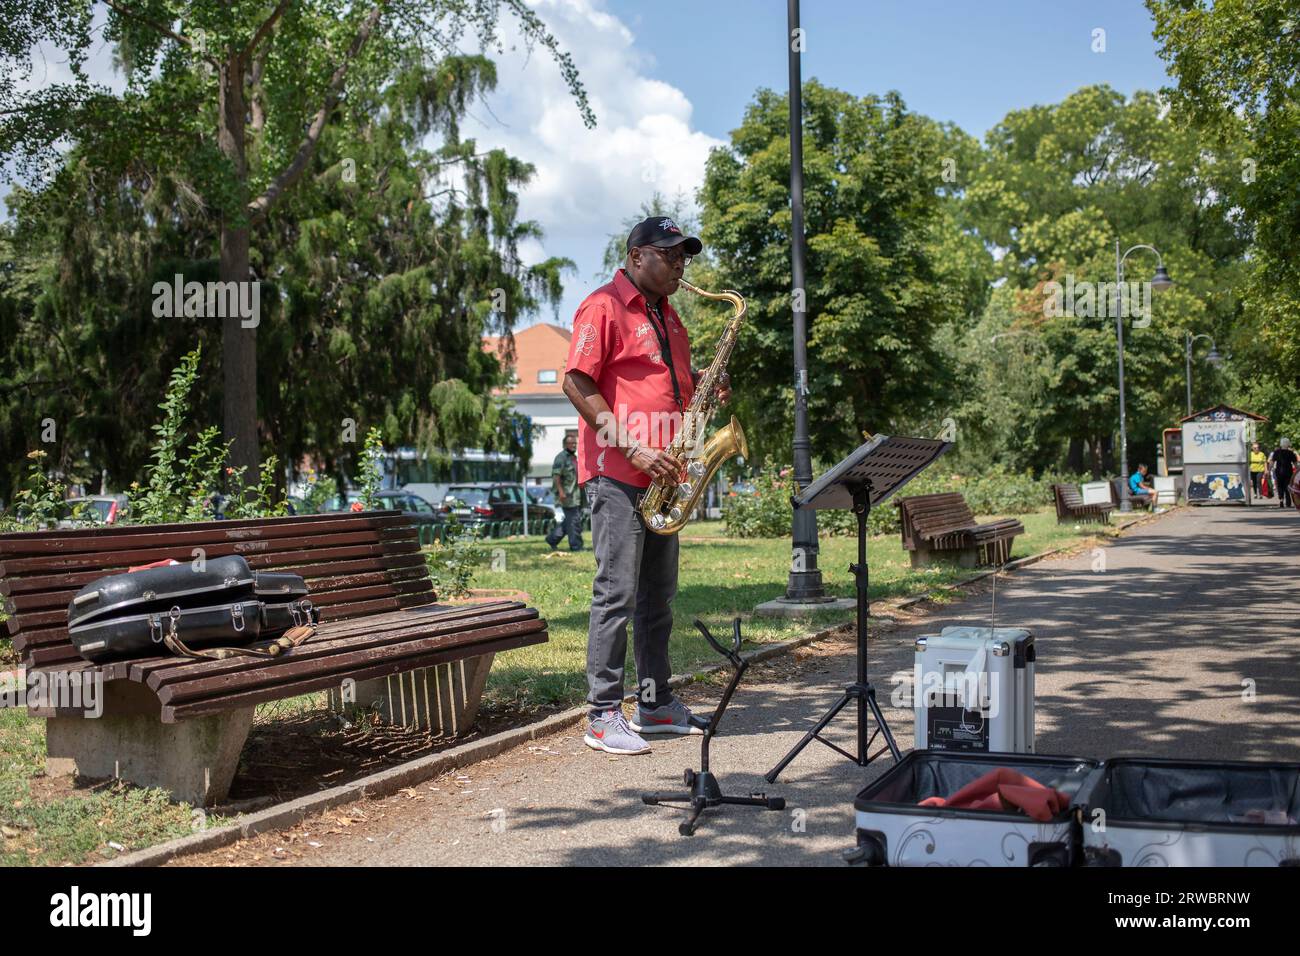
[763,435,951,784]
[641,618,785,836]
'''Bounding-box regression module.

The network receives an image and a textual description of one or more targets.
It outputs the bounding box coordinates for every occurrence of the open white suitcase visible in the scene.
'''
[849,750,1097,867]
[1074,757,1300,867]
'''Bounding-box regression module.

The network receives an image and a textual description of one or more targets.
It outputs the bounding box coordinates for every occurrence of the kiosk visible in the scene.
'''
[1179,405,1266,505]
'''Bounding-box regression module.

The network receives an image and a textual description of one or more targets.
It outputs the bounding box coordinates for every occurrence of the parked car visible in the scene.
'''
[316,489,443,522]
[439,482,532,528]
[526,486,565,524]
[402,483,451,511]
[373,489,442,527]
[56,494,128,527]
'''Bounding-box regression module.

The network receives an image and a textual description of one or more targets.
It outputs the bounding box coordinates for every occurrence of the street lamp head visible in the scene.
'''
[1151,265,1173,291]
[1206,347,1224,367]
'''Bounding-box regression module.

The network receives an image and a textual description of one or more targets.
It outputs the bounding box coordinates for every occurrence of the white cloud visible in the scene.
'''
[453,0,724,319]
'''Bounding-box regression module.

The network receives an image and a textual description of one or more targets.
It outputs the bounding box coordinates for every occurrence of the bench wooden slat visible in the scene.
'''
[0,530,419,578]
[0,512,411,554]
[0,552,429,598]
[5,562,431,614]
[126,602,528,687]
[153,609,540,703]
[4,575,427,634]
[163,623,549,722]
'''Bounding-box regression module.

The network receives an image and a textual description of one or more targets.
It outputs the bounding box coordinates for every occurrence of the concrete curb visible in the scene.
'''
[103,620,853,868]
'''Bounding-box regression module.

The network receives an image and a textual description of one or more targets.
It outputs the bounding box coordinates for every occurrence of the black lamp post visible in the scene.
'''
[782,0,825,601]
[1114,242,1173,512]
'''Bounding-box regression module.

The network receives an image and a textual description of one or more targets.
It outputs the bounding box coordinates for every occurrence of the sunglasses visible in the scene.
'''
[640,245,692,267]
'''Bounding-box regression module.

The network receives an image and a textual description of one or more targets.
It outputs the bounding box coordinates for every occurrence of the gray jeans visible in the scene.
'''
[585,476,679,717]
[546,505,584,550]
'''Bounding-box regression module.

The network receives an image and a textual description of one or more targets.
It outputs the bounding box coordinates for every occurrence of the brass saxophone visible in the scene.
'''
[639,278,748,535]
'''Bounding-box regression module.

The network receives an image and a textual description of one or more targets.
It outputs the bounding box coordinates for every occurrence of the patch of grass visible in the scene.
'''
[0,708,219,866]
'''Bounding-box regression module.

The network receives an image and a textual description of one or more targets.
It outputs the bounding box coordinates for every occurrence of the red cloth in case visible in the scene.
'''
[919,768,1070,822]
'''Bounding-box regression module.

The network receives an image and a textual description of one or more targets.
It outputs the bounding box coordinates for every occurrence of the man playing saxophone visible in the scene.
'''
[561,216,731,755]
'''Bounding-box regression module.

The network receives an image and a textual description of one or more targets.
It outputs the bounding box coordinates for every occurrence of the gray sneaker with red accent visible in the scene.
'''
[584,709,651,755]
[630,698,705,735]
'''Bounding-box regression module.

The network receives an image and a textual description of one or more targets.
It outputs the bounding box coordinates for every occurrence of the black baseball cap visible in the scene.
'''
[626,216,703,256]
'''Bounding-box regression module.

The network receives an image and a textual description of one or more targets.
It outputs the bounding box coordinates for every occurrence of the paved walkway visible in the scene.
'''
[193,504,1300,866]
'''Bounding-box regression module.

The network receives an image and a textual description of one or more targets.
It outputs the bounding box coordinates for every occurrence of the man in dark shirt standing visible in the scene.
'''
[546,431,584,551]
[1269,438,1297,509]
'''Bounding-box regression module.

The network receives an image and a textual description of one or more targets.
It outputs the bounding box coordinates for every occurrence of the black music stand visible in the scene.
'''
[765,434,951,783]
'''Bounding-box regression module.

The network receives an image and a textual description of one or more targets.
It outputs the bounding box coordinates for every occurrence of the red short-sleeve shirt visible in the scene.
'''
[564,270,695,489]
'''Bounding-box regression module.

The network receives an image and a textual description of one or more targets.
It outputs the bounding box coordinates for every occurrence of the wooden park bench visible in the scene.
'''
[895,493,1025,569]
[1110,477,1152,510]
[1052,483,1115,525]
[0,511,548,805]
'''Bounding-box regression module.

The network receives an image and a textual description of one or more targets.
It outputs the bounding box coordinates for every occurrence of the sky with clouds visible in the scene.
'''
[463,0,1174,328]
[6,1,1174,332]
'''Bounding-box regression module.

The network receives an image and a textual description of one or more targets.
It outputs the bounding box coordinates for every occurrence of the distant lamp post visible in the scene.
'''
[1114,242,1173,512]
[1185,333,1223,416]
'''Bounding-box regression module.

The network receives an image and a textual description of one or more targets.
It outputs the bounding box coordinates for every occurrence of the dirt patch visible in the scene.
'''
[226,696,573,805]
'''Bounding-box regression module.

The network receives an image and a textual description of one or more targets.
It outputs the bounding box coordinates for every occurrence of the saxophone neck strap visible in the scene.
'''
[645,300,685,412]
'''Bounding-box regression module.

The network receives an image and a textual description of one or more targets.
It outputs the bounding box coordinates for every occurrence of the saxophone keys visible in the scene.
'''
[687,461,706,478]
[649,514,667,530]
[669,507,683,522]
[677,482,693,499]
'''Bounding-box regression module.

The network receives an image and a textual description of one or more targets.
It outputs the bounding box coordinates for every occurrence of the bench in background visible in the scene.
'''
[895,493,1025,569]
[1052,483,1115,525]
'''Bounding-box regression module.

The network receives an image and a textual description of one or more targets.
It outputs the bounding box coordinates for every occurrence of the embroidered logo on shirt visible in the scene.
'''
[576,323,597,355]
[635,321,653,338]
[647,350,662,365]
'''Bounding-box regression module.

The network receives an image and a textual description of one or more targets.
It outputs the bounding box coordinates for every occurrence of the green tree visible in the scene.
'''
[1149,0,1300,441]
[1,0,592,486]
[697,82,979,466]
[1,51,564,502]
[959,85,1251,473]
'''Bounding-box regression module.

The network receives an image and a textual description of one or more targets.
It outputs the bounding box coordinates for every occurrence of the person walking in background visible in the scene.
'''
[1269,438,1297,509]
[545,431,584,552]
[1250,441,1268,498]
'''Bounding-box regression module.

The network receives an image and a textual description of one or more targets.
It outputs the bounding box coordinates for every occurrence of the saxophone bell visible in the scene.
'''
[638,278,749,535]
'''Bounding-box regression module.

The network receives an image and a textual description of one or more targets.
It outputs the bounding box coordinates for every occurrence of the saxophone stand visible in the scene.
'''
[641,618,785,836]
[764,434,951,783]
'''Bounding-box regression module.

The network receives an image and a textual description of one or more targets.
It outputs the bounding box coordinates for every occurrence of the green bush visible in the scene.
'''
[725,462,1080,538]
[1,450,92,531]
[426,517,487,598]
[127,349,228,524]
